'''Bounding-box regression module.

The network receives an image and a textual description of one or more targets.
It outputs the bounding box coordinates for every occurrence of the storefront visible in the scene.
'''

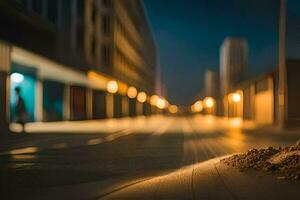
[10,63,37,122]
[43,80,64,121]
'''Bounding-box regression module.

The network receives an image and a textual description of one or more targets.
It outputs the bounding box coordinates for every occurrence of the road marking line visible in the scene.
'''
[87,138,104,145]
[104,128,133,141]
[52,143,67,149]
[0,146,39,156]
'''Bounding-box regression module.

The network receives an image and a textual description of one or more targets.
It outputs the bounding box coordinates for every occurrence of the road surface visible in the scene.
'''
[1,115,300,199]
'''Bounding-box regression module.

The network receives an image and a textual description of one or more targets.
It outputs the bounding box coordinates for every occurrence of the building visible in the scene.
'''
[221,0,300,127]
[204,69,220,98]
[220,37,248,96]
[278,0,300,128]
[0,0,159,134]
[203,69,220,115]
[224,69,278,124]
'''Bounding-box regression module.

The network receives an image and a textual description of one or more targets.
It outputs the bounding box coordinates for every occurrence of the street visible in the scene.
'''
[1,115,300,199]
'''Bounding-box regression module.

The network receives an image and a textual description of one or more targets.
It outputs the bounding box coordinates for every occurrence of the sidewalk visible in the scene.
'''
[98,157,300,200]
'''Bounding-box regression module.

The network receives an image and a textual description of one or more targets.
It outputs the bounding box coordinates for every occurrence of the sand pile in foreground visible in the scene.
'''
[222,141,300,180]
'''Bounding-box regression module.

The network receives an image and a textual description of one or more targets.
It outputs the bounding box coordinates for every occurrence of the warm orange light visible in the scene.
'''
[107,80,118,94]
[150,95,159,106]
[168,105,178,114]
[204,97,215,108]
[231,118,242,128]
[156,98,166,109]
[232,93,241,103]
[127,86,137,99]
[193,100,203,112]
[9,147,38,155]
[137,92,147,103]
[191,105,196,113]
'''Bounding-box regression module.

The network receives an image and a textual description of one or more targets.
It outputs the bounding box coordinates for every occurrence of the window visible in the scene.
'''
[32,0,43,14]
[16,0,27,7]
[47,0,58,24]
[102,0,111,7]
[77,0,84,17]
[101,45,110,66]
[102,15,110,35]
[92,6,97,24]
[92,36,97,59]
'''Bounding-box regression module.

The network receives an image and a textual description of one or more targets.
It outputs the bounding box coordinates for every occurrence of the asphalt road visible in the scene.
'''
[1,115,300,200]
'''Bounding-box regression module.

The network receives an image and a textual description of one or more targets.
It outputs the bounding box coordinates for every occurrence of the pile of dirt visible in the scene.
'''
[222,141,300,180]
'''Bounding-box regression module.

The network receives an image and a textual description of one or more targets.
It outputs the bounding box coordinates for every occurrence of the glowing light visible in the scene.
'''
[9,147,38,155]
[107,80,118,94]
[11,73,24,83]
[168,105,178,114]
[194,100,203,112]
[156,98,166,109]
[231,118,242,128]
[204,97,215,108]
[127,86,137,99]
[87,138,103,146]
[232,93,241,103]
[137,92,147,103]
[150,95,159,106]
[191,105,196,113]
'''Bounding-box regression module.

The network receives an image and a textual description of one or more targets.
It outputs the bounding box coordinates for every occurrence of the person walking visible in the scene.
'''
[14,87,27,133]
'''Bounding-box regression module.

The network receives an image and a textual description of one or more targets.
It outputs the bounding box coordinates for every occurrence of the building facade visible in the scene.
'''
[204,69,220,99]
[0,0,159,134]
[278,0,300,128]
[220,37,248,96]
[224,69,278,125]
[221,0,300,128]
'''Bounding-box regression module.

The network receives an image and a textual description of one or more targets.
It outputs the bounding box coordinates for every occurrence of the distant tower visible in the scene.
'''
[204,69,220,98]
[220,37,248,96]
[155,61,162,96]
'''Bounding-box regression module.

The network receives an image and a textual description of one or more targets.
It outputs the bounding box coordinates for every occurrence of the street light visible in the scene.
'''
[107,80,118,94]
[168,105,178,114]
[204,97,215,108]
[228,92,242,118]
[11,73,24,83]
[137,92,147,103]
[194,100,203,112]
[150,95,159,106]
[127,86,137,99]
[156,98,166,109]
[232,93,241,103]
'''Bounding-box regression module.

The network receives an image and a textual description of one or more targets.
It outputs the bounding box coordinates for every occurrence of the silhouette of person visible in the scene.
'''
[15,87,27,133]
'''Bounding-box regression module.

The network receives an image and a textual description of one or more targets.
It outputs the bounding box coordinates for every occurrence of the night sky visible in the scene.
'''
[143,0,280,105]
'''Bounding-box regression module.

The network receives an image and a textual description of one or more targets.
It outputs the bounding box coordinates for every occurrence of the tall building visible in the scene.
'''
[278,0,300,128]
[220,37,248,96]
[83,0,157,93]
[0,0,158,133]
[0,0,157,93]
[204,69,220,98]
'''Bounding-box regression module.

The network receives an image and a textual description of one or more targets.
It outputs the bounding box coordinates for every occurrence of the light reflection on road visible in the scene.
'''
[8,147,39,155]
[2,115,300,200]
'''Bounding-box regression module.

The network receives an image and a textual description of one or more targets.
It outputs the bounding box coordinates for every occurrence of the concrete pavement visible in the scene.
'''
[1,115,300,199]
[100,158,300,200]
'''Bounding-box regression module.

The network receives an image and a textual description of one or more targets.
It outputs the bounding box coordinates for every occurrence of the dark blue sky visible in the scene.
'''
[144,0,280,105]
